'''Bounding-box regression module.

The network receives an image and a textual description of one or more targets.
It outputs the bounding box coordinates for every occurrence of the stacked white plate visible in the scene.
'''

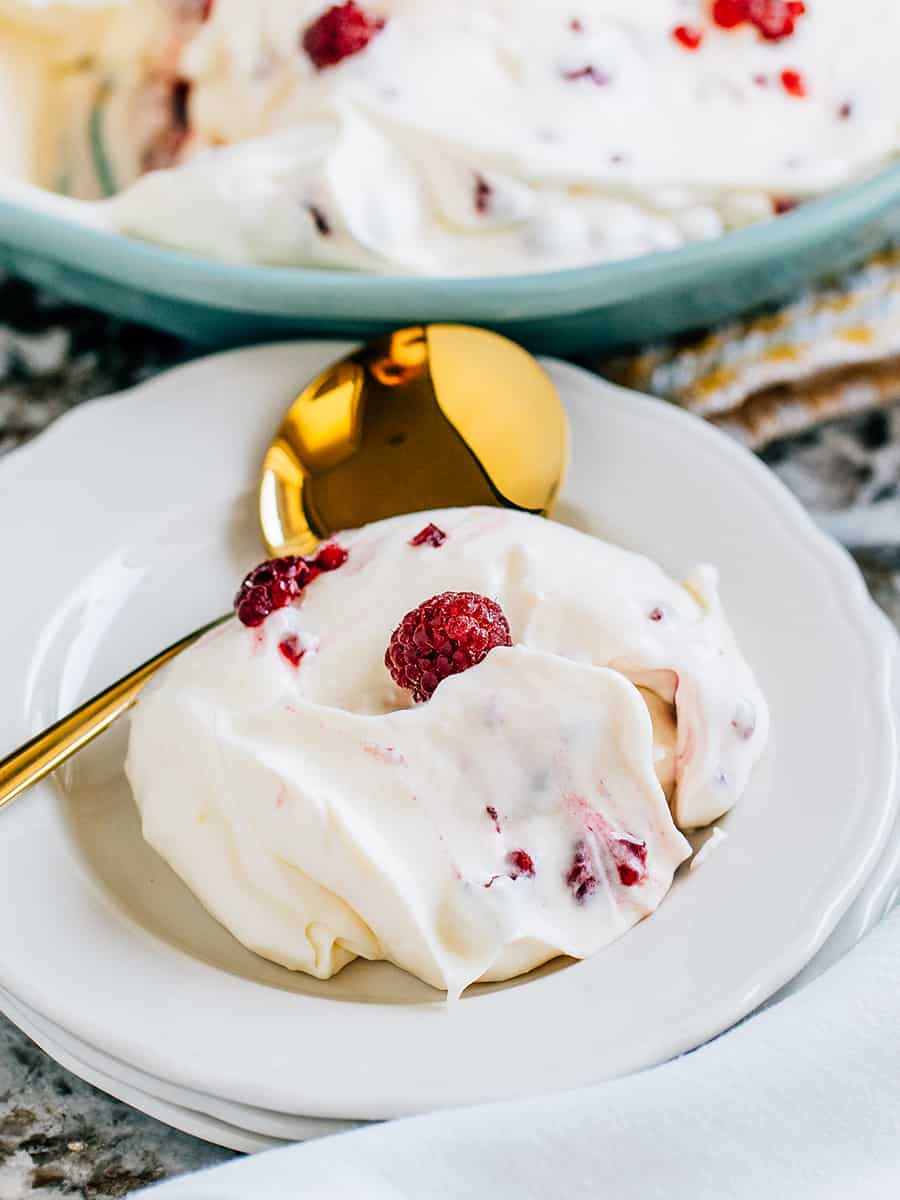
[0,345,897,1151]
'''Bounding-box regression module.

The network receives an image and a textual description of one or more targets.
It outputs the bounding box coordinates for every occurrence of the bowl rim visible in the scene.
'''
[1,161,899,318]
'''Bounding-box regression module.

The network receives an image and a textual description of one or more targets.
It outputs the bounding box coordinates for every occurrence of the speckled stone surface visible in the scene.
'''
[1,273,899,1198]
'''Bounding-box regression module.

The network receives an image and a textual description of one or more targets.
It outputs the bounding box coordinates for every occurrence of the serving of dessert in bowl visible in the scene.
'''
[3,0,898,274]
[126,506,768,995]
[0,2,898,350]
[0,342,894,1123]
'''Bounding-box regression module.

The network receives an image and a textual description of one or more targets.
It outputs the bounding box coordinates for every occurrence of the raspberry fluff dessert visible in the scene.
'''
[0,1,897,273]
[125,508,769,994]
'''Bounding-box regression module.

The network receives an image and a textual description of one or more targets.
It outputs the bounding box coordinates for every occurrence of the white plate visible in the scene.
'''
[774,619,900,1000]
[0,981,359,1144]
[0,987,282,1154]
[3,633,899,1153]
[0,344,896,1121]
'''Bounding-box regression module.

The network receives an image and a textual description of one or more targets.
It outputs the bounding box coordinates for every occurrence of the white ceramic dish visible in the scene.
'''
[0,344,895,1122]
[4,633,899,1151]
[773,620,900,1000]
[0,987,283,1154]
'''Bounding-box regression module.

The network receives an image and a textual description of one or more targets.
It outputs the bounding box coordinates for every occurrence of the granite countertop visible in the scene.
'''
[1,274,899,1198]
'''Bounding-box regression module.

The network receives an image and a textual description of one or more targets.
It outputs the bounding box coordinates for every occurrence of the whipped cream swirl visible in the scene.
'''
[125,508,768,993]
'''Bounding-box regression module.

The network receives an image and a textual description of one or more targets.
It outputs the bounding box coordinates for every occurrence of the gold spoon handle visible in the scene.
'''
[0,614,231,813]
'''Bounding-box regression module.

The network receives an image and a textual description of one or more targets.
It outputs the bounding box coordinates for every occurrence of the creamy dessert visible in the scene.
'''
[125,508,768,994]
[0,0,898,274]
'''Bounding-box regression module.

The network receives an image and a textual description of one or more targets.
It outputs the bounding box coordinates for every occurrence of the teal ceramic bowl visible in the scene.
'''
[1,165,899,355]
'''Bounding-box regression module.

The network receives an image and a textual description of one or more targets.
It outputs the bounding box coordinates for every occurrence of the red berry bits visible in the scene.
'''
[748,0,804,40]
[307,204,331,235]
[310,542,349,572]
[302,2,384,70]
[508,849,535,878]
[234,544,348,627]
[234,557,310,627]
[473,174,493,215]
[610,835,648,887]
[384,591,512,702]
[673,24,703,50]
[566,841,598,904]
[780,68,806,97]
[409,522,447,548]
[772,195,797,214]
[562,64,610,86]
[711,0,747,29]
[711,0,806,40]
[486,805,501,833]
[566,830,648,901]
[278,635,305,667]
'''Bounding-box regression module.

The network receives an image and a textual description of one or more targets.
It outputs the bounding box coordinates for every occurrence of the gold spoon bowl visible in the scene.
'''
[0,325,567,811]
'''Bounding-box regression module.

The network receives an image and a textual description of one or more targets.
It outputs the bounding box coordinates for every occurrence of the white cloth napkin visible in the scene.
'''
[141,910,900,1200]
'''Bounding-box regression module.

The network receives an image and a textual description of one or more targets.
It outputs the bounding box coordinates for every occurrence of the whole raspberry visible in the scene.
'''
[234,557,310,627]
[385,591,512,702]
[302,2,385,70]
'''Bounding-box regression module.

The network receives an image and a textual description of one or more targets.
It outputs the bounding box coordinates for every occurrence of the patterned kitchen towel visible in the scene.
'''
[602,245,900,449]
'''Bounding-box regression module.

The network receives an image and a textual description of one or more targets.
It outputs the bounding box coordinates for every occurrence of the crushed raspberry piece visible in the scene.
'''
[566,841,598,903]
[234,544,347,627]
[278,635,305,667]
[648,607,664,622]
[772,195,797,214]
[712,0,805,38]
[562,65,610,85]
[711,0,749,29]
[748,0,799,39]
[310,542,349,572]
[474,174,493,215]
[837,100,853,119]
[308,204,331,235]
[234,557,311,627]
[141,80,192,172]
[385,591,512,702]
[610,835,648,887]
[409,523,447,548]
[509,849,535,878]
[569,17,584,33]
[486,805,501,833]
[673,24,703,49]
[780,68,806,97]
[302,2,384,70]
[566,830,648,900]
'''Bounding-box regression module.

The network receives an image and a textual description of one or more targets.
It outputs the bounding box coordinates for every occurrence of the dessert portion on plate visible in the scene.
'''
[125,508,768,995]
[0,1,897,275]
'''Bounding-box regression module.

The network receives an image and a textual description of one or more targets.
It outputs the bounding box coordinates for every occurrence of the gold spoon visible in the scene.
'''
[0,325,567,811]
